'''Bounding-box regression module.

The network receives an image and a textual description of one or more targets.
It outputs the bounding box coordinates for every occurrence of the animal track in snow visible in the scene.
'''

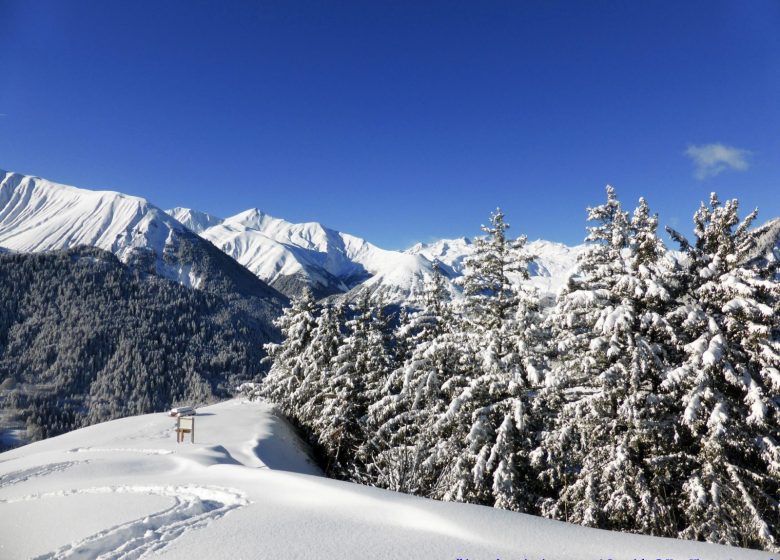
[2,484,249,559]
[0,461,83,489]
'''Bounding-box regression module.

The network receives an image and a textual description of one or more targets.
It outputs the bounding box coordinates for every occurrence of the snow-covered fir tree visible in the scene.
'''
[534,186,631,505]
[433,208,543,512]
[363,263,462,494]
[260,287,319,418]
[535,189,678,535]
[663,193,780,550]
[462,208,527,336]
[289,301,346,437]
[318,289,394,478]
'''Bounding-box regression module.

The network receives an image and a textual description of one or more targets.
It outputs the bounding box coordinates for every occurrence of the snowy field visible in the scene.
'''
[0,399,770,559]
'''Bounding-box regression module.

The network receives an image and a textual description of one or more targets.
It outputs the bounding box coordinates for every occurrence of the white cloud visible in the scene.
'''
[685,143,751,180]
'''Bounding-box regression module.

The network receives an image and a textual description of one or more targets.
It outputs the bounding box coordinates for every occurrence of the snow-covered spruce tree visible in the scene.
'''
[534,186,631,509]
[259,287,319,417]
[317,289,394,479]
[540,185,630,398]
[662,193,780,550]
[432,208,544,512]
[361,291,395,408]
[461,208,527,337]
[534,188,678,535]
[362,263,462,494]
[289,301,346,437]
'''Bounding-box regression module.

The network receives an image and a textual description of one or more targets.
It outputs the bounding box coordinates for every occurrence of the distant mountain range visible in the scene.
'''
[2,168,777,305]
[167,206,439,301]
[406,236,585,300]
[164,207,586,302]
[0,170,283,306]
[0,168,586,306]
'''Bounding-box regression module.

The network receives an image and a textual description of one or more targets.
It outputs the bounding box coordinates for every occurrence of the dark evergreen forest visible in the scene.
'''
[0,246,281,445]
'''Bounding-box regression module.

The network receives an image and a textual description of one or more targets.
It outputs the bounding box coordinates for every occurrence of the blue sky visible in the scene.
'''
[1,1,778,249]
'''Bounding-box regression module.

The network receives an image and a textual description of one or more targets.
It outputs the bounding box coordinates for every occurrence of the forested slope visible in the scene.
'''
[0,246,281,446]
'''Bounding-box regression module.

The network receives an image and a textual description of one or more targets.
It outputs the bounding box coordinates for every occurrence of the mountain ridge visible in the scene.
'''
[168,206,439,301]
[7,167,777,307]
[168,204,587,302]
[0,168,286,306]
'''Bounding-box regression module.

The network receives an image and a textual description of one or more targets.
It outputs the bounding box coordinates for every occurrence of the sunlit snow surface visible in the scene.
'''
[0,170,180,263]
[0,170,207,289]
[0,400,765,559]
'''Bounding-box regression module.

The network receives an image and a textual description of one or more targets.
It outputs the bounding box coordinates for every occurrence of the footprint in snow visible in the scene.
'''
[6,484,249,559]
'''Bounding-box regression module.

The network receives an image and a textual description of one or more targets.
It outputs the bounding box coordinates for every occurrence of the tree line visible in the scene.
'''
[247,187,780,552]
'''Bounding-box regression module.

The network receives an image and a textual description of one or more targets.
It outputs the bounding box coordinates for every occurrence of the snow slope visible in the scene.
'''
[0,170,286,306]
[0,400,767,559]
[0,170,184,266]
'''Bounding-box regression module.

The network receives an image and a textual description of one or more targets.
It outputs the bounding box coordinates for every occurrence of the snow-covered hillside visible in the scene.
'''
[0,169,188,279]
[167,207,224,234]
[171,207,438,301]
[0,399,763,559]
[0,170,285,307]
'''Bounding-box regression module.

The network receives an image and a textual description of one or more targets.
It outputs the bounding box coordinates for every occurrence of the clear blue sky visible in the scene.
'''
[1,1,778,249]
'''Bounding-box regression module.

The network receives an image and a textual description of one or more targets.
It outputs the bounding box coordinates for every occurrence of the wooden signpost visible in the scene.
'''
[176,416,195,443]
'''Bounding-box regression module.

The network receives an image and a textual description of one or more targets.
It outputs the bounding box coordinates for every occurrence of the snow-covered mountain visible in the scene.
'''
[405,236,474,276]
[0,169,185,274]
[0,169,284,305]
[167,207,224,234]
[169,205,587,303]
[170,207,439,302]
[0,399,762,559]
[407,237,587,298]
[1,167,594,306]
[746,216,780,268]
